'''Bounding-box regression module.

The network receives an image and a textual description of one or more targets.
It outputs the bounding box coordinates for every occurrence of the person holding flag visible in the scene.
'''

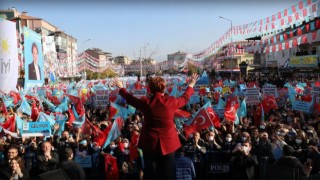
[111,73,199,179]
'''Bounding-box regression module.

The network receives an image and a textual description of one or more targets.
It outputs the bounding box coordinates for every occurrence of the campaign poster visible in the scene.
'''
[24,27,44,89]
[42,36,58,80]
[0,19,19,93]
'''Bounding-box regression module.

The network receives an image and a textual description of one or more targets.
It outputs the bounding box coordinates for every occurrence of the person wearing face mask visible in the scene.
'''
[255,132,275,165]
[205,131,221,151]
[230,140,258,179]
[292,135,309,163]
[221,134,236,153]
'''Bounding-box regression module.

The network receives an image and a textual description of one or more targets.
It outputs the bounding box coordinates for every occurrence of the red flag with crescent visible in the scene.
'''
[183,108,212,136]
[206,106,221,128]
[224,96,239,122]
[262,94,278,114]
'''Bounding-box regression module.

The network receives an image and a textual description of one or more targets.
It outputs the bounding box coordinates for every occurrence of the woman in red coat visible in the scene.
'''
[111,73,199,179]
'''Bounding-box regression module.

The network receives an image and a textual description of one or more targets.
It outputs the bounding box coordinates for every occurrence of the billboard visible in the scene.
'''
[0,19,19,93]
[24,27,44,89]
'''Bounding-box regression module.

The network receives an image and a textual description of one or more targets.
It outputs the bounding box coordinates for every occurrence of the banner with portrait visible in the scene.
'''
[24,27,44,89]
[42,36,58,80]
[0,19,19,93]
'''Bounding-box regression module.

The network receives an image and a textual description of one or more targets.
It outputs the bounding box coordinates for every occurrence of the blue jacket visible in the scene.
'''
[175,154,196,180]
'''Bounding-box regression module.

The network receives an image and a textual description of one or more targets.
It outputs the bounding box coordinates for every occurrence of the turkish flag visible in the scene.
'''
[174,109,191,119]
[9,91,21,105]
[303,9,307,17]
[292,5,296,13]
[295,13,299,20]
[76,103,85,116]
[224,96,239,122]
[206,107,221,128]
[279,43,283,51]
[316,19,320,29]
[302,36,308,44]
[93,123,112,147]
[285,42,289,49]
[66,94,81,104]
[281,19,284,26]
[306,24,310,32]
[315,81,320,87]
[284,33,288,40]
[104,154,119,180]
[129,131,140,161]
[1,115,15,132]
[183,108,212,136]
[299,1,303,9]
[31,102,40,121]
[312,31,317,40]
[288,16,292,23]
[199,88,206,96]
[278,12,281,19]
[284,9,288,16]
[297,28,302,35]
[262,95,278,114]
[254,103,263,126]
[293,39,298,46]
[134,82,142,90]
[67,107,76,124]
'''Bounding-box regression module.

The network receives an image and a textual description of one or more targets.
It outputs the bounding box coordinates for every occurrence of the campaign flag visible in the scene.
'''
[37,112,55,126]
[104,154,119,180]
[109,102,128,120]
[237,98,247,118]
[41,97,56,112]
[15,114,24,133]
[93,123,112,147]
[3,96,14,108]
[217,98,226,109]
[295,84,305,94]
[72,104,79,119]
[55,101,68,113]
[56,116,67,136]
[169,85,179,97]
[72,115,85,128]
[0,20,19,93]
[18,98,32,116]
[103,117,123,149]
[183,108,212,136]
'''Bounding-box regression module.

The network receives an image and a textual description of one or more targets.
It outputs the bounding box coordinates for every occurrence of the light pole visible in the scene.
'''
[219,16,233,78]
[82,38,91,52]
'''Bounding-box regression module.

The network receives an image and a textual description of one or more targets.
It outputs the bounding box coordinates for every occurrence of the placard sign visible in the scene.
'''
[74,155,92,168]
[22,122,51,137]
[133,89,147,99]
[263,84,277,97]
[245,88,260,106]
[292,100,311,113]
[95,90,108,107]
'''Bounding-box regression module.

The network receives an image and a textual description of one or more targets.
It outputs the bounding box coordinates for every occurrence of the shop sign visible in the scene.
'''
[289,55,318,67]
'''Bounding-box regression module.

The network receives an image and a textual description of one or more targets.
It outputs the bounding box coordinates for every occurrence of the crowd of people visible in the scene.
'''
[0,73,319,180]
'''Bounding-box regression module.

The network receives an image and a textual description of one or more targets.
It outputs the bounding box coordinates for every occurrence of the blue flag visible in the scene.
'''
[41,97,56,112]
[102,118,122,149]
[37,112,55,126]
[217,98,226,109]
[15,114,24,132]
[18,98,31,116]
[72,115,85,128]
[237,99,247,118]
